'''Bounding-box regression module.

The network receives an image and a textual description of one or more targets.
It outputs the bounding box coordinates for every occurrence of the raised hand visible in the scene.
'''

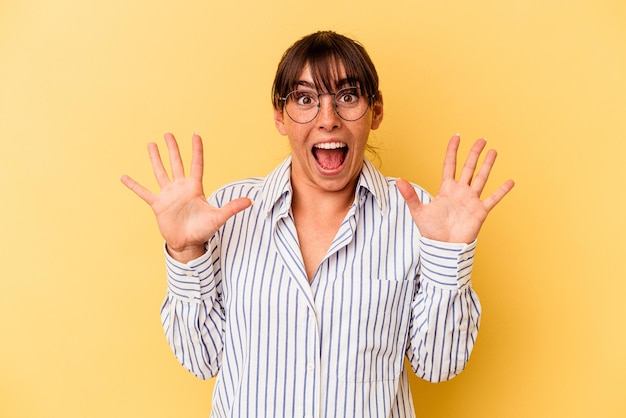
[120,133,252,262]
[397,134,514,244]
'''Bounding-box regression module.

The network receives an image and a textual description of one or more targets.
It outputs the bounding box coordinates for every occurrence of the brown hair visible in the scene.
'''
[271,31,380,111]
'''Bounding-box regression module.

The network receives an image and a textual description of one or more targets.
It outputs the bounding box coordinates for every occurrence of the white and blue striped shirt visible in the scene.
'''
[161,157,481,418]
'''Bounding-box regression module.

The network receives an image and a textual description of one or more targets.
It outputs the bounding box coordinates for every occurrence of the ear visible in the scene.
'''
[274,109,288,136]
[370,92,384,130]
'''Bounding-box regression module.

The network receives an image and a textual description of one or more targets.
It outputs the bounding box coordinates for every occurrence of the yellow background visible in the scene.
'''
[1,0,624,417]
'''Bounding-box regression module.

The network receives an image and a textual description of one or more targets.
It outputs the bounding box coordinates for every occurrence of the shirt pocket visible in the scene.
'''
[333,278,415,383]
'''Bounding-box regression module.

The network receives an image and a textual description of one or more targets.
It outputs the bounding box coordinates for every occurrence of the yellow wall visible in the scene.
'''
[1,0,624,417]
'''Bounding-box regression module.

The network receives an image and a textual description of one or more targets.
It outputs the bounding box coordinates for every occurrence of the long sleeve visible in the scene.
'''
[160,236,225,380]
[406,237,481,383]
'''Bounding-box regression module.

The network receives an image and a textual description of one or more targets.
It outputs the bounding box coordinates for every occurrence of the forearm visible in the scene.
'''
[406,237,482,382]
[161,241,225,379]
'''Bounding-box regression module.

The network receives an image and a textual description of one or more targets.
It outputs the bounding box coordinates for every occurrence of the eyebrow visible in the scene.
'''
[296,78,353,91]
[296,80,316,89]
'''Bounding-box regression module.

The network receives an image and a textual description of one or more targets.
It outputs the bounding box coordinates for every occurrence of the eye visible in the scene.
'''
[294,91,317,106]
[336,88,360,105]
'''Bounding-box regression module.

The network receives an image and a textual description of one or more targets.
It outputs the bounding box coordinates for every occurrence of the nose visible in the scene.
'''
[316,93,341,129]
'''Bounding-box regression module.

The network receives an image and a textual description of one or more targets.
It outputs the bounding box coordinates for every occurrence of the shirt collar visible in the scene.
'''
[260,156,293,219]
[260,156,389,219]
[357,158,389,215]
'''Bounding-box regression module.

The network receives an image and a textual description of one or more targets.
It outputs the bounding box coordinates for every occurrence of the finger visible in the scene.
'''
[396,178,422,211]
[120,174,155,205]
[482,179,515,212]
[459,138,487,185]
[470,148,497,195]
[147,142,170,187]
[190,133,204,181]
[442,134,460,180]
[164,133,185,179]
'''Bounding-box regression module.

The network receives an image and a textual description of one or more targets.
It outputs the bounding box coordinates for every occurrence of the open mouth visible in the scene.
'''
[312,142,348,171]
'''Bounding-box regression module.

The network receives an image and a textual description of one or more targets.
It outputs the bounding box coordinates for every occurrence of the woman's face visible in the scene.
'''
[274,64,383,196]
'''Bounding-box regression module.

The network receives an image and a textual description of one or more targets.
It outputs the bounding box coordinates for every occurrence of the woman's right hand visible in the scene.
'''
[121,132,252,263]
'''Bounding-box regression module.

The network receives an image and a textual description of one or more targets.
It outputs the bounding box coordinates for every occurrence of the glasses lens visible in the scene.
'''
[285,90,319,124]
[334,87,369,121]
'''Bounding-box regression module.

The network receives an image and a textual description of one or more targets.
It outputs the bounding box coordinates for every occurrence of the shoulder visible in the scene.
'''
[361,159,432,207]
[386,177,432,205]
[208,157,292,208]
[208,177,265,207]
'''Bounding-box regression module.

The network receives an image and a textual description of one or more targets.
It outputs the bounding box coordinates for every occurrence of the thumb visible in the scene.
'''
[396,178,422,211]
[218,198,253,222]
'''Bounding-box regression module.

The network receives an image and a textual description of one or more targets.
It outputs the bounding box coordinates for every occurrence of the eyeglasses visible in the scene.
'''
[279,86,375,124]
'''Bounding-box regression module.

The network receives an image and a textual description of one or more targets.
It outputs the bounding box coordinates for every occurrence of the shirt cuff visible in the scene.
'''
[419,237,477,290]
[163,243,213,302]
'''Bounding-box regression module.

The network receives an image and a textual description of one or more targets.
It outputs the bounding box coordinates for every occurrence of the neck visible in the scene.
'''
[290,177,358,217]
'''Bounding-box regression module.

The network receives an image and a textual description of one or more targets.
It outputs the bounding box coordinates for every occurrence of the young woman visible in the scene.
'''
[122,30,514,418]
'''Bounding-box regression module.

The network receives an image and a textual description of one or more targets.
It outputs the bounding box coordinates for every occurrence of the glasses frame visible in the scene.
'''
[279,86,376,124]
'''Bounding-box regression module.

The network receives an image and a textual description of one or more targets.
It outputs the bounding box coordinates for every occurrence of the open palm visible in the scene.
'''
[397,135,514,244]
[121,133,252,262]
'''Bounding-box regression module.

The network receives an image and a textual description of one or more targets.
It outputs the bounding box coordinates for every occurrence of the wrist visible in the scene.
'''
[166,243,206,263]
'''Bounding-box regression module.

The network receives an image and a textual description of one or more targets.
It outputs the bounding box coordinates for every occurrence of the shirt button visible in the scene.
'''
[307,363,315,372]
[185,271,194,277]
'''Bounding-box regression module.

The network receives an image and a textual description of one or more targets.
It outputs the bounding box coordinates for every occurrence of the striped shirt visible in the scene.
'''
[161,157,481,418]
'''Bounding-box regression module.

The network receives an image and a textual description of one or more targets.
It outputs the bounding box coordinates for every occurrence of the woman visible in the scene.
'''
[121,31,514,418]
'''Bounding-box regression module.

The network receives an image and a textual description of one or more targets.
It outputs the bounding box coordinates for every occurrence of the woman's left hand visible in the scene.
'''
[397,134,515,243]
